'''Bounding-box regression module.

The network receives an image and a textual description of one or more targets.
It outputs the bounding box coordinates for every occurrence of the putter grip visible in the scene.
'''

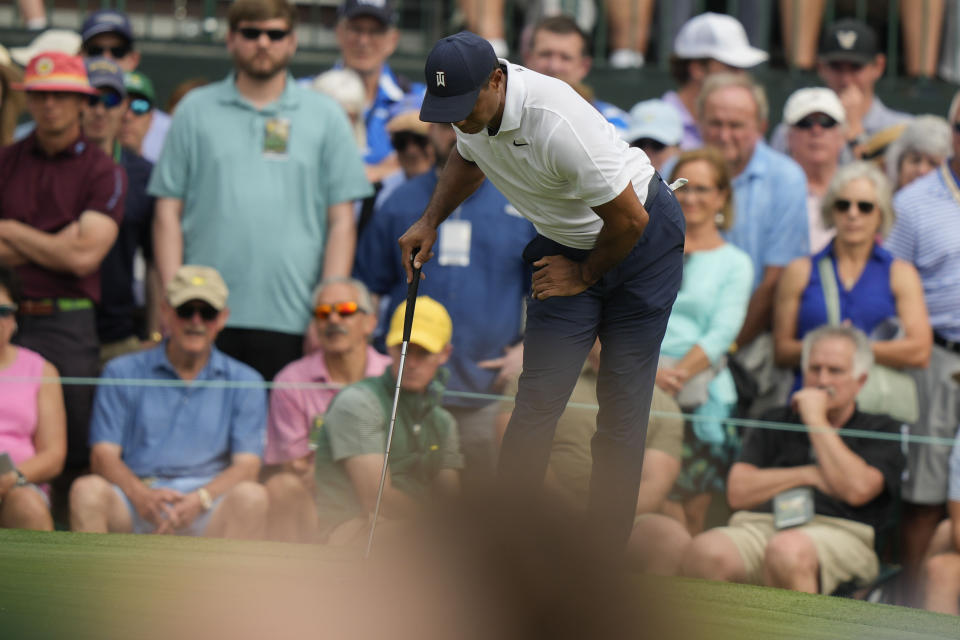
[403,263,422,343]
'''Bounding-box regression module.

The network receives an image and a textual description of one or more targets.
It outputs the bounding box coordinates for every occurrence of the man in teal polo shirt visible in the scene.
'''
[149,0,371,380]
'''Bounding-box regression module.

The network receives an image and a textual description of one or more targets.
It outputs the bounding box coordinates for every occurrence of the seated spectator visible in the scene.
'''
[69,266,268,539]
[683,73,809,418]
[496,338,687,574]
[664,12,768,149]
[522,15,629,130]
[885,90,960,600]
[264,277,390,542]
[782,87,847,253]
[659,149,753,534]
[683,326,905,595]
[774,162,931,398]
[770,19,911,162]
[884,115,952,192]
[81,58,157,366]
[622,99,682,172]
[922,427,960,615]
[0,265,66,531]
[303,297,462,545]
[0,45,25,146]
[355,122,534,489]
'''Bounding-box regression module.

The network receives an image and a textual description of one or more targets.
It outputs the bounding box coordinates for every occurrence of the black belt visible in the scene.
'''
[934,332,960,355]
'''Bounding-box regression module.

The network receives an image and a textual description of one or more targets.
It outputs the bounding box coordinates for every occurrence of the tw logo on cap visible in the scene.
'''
[436,70,446,87]
[836,30,858,50]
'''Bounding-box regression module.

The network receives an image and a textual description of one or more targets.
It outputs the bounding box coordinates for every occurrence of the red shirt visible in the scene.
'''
[0,133,126,302]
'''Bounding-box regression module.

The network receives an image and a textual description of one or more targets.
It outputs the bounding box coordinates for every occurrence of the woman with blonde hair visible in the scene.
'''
[0,45,25,146]
[658,147,754,534]
[774,162,931,398]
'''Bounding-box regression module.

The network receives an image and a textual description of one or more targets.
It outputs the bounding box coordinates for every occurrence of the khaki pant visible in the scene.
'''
[99,335,144,368]
[718,511,879,594]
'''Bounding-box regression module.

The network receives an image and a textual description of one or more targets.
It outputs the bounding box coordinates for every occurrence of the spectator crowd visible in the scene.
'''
[2,0,960,618]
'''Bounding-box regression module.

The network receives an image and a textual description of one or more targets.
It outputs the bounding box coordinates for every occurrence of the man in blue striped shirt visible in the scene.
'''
[885,90,960,594]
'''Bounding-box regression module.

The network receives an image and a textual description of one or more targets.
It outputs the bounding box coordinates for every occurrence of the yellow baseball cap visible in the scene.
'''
[166,265,229,310]
[386,296,452,354]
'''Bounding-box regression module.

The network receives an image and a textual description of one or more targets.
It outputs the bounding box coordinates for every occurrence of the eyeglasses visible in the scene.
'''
[834,199,876,214]
[129,97,152,115]
[237,27,291,41]
[314,301,363,320]
[0,304,17,318]
[88,91,124,109]
[630,138,667,153]
[175,302,219,321]
[84,44,132,59]
[794,114,839,130]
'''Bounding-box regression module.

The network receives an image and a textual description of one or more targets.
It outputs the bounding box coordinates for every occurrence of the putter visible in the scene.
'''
[365,257,422,558]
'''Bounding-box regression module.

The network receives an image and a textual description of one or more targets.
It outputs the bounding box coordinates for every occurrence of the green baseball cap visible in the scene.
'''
[123,70,155,103]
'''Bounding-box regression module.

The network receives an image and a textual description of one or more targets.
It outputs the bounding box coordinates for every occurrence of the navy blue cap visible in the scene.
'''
[85,57,126,98]
[81,9,134,44]
[420,31,498,123]
[338,0,396,25]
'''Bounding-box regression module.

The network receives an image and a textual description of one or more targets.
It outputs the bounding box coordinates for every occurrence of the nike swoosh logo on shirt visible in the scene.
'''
[512,140,529,147]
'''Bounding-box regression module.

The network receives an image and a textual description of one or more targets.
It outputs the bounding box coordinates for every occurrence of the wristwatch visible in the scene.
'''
[196,487,213,511]
[13,469,27,487]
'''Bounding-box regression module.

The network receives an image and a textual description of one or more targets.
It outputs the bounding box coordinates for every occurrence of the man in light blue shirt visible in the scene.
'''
[149,0,371,381]
[695,73,809,353]
[70,265,268,539]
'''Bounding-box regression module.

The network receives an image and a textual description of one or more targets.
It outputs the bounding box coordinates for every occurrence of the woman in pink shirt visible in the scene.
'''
[0,266,66,530]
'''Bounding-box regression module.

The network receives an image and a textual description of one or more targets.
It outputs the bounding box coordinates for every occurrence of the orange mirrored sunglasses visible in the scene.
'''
[314,300,362,320]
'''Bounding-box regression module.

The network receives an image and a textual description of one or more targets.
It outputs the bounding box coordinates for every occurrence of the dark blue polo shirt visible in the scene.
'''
[98,147,155,342]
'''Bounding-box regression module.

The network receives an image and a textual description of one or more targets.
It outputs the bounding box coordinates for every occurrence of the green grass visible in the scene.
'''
[0,529,957,640]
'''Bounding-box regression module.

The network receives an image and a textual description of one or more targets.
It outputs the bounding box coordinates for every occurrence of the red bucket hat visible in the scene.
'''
[12,51,97,96]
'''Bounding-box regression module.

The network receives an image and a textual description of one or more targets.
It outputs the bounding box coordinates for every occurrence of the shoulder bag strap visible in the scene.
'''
[940,163,960,209]
[817,255,841,326]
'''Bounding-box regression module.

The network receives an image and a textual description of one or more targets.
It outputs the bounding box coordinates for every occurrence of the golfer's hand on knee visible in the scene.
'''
[398,219,436,283]
[531,255,590,300]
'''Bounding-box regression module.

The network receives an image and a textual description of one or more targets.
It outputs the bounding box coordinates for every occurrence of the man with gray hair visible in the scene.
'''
[687,72,809,416]
[263,276,390,542]
[682,325,904,595]
[885,90,960,597]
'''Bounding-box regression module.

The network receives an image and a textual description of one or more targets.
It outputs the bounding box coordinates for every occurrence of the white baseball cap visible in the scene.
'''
[622,100,683,146]
[10,29,82,66]
[782,87,846,126]
[673,12,768,68]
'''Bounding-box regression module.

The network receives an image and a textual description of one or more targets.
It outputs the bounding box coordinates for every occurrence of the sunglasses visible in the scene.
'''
[314,301,363,320]
[794,114,839,130]
[175,302,219,321]
[238,27,291,41]
[129,97,152,115]
[0,304,17,318]
[391,131,429,152]
[88,91,124,109]
[834,199,876,214]
[85,44,132,59]
[631,138,667,153]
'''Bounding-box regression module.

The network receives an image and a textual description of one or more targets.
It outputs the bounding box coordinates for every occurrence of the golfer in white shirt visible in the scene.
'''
[399,31,685,549]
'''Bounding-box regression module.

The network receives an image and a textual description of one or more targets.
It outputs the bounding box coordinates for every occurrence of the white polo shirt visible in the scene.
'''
[455,60,655,249]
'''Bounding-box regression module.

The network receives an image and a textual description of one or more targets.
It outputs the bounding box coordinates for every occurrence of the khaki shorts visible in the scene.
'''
[718,511,878,594]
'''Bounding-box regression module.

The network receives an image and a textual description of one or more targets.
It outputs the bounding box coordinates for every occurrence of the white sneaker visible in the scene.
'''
[609,49,645,69]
